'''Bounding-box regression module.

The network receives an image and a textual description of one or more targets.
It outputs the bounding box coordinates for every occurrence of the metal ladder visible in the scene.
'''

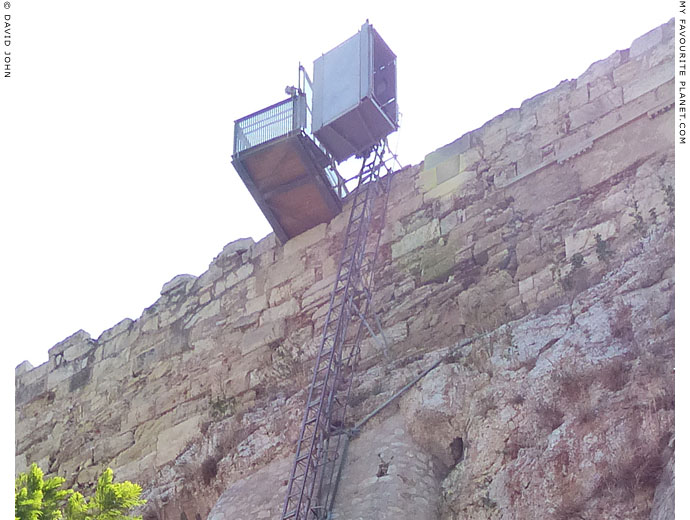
[280,142,394,520]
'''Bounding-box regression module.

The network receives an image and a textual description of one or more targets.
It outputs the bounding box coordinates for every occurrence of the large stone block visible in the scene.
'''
[423,170,477,202]
[391,219,440,259]
[48,330,93,366]
[283,223,327,258]
[629,26,664,58]
[569,88,623,129]
[160,274,196,296]
[423,132,472,170]
[259,298,300,326]
[241,320,286,355]
[155,415,202,467]
[622,59,674,103]
[577,50,624,85]
[94,431,135,462]
[564,220,617,259]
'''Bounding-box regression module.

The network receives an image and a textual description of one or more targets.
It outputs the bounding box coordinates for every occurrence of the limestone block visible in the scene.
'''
[263,258,305,291]
[184,299,221,329]
[360,322,408,361]
[301,275,336,309]
[241,320,286,355]
[647,36,674,68]
[15,453,28,475]
[531,121,562,149]
[141,314,159,333]
[516,150,544,179]
[588,75,616,101]
[518,276,534,295]
[420,243,458,284]
[91,354,127,386]
[423,132,472,170]
[249,233,277,259]
[284,223,327,257]
[629,26,663,58]
[63,338,97,363]
[17,360,51,387]
[47,363,78,389]
[569,87,623,130]
[268,284,291,307]
[436,155,460,185]
[472,229,503,256]
[15,360,33,377]
[564,220,617,258]
[555,129,594,164]
[612,58,644,87]
[440,209,465,236]
[68,366,93,392]
[532,267,554,293]
[160,274,196,295]
[102,325,138,360]
[507,113,537,137]
[286,268,317,296]
[155,415,202,467]
[423,169,476,201]
[223,263,253,291]
[98,318,134,343]
[195,263,223,292]
[391,219,440,259]
[562,85,589,112]
[15,378,48,407]
[417,167,437,191]
[478,127,508,157]
[494,162,517,187]
[245,293,268,315]
[218,237,254,259]
[487,107,521,132]
[577,50,624,85]
[94,431,135,463]
[48,330,92,365]
[622,60,674,103]
[259,298,300,326]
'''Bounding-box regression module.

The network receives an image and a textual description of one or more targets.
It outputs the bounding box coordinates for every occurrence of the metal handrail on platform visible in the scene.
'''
[234,95,306,155]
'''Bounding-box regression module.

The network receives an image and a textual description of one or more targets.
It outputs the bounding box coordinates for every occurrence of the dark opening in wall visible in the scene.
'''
[201,456,219,485]
[450,437,464,464]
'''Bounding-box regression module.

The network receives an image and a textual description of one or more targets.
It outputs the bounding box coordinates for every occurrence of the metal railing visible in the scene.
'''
[234,95,307,155]
[232,65,348,198]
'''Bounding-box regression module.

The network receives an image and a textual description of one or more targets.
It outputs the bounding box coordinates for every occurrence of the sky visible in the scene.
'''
[0,3,676,367]
[1,0,684,513]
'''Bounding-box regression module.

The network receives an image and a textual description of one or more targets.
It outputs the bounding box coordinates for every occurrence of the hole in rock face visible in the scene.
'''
[450,437,464,464]
[376,453,392,477]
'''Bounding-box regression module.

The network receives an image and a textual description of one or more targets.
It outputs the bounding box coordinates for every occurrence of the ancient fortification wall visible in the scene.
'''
[16,20,675,520]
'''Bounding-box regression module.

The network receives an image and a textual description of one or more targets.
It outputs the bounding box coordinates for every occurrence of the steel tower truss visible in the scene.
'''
[280,141,396,520]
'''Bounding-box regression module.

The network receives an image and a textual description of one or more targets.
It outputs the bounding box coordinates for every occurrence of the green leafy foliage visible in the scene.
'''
[15,463,72,520]
[15,465,146,520]
[65,469,146,520]
[594,233,614,264]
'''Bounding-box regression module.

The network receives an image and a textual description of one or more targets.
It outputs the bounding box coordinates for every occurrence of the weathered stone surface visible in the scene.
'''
[161,274,196,295]
[155,415,202,467]
[391,219,440,259]
[241,320,286,355]
[15,22,674,520]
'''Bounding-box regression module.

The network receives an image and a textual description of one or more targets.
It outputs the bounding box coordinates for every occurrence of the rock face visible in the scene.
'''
[16,20,674,520]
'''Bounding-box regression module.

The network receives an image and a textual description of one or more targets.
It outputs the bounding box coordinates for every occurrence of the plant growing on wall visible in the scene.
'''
[15,463,71,520]
[15,464,146,520]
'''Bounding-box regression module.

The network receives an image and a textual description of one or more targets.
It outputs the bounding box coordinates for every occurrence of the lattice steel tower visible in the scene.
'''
[231,21,398,520]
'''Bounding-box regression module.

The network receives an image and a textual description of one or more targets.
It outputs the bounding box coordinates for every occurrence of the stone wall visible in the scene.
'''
[16,20,675,520]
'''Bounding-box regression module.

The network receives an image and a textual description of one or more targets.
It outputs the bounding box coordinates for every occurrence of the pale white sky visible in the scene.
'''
[0,1,674,371]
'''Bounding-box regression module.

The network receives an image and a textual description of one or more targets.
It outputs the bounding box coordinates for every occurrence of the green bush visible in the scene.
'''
[15,464,146,520]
